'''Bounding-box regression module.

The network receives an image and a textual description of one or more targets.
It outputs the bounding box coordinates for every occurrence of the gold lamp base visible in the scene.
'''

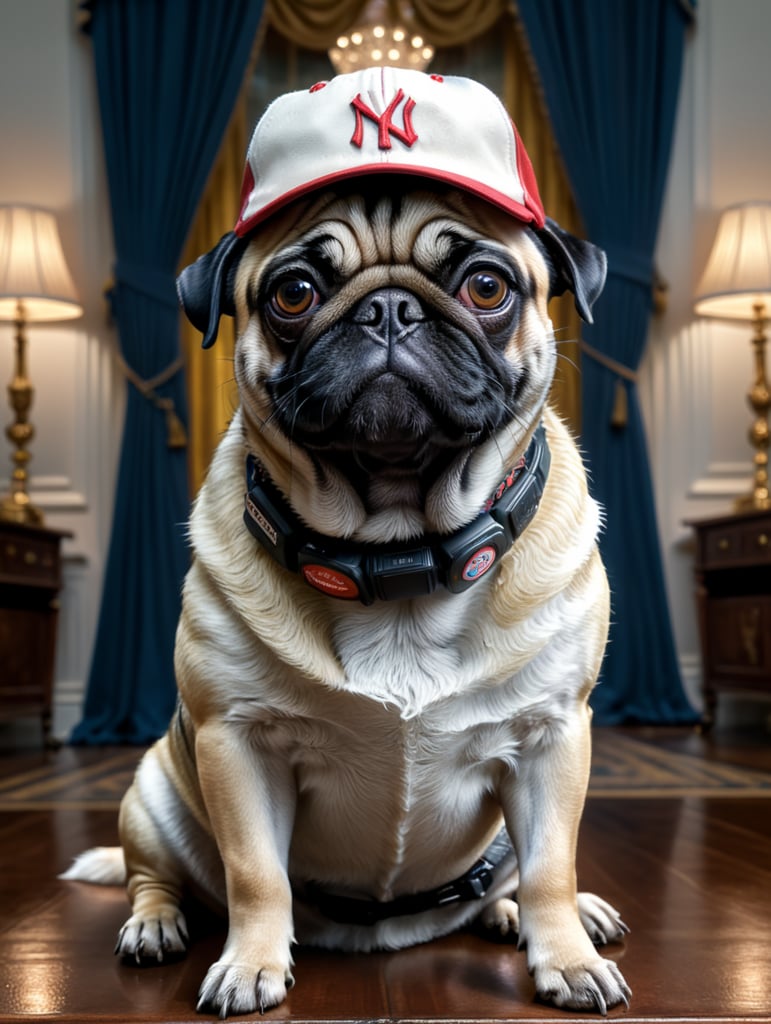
[0,490,44,526]
[733,302,771,513]
[735,491,771,512]
[1,306,44,527]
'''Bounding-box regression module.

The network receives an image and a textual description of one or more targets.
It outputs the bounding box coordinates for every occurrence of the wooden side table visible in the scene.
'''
[0,520,72,747]
[685,508,771,729]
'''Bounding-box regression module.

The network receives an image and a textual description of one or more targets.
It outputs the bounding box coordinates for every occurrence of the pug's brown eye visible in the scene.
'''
[272,279,318,316]
[459,270,509,310]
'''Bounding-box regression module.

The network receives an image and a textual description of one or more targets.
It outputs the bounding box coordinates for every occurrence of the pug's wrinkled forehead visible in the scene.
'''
[178,67,605,349]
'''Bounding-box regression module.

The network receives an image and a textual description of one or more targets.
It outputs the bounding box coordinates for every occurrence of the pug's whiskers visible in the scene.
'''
[263,365,328,435]
[556,349,581,377]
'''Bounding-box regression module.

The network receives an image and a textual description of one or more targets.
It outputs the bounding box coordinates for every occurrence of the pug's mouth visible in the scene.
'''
[281,370,488,472]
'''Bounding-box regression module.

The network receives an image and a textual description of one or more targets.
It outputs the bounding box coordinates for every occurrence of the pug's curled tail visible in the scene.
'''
[59,846,126,886]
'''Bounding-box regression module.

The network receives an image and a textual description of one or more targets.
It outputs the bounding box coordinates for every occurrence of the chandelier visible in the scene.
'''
[328,1,435,75]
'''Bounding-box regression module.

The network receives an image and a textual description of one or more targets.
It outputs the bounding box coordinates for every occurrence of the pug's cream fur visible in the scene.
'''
[63,191,630,1017]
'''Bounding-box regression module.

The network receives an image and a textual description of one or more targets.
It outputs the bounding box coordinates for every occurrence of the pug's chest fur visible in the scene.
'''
[253,678,524,898]
[232,597,568,898]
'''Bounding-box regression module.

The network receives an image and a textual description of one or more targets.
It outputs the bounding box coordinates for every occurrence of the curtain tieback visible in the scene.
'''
[115,351,188,449]
[580,340,637,431]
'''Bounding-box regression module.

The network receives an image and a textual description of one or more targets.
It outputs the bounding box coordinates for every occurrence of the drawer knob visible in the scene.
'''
[5,544,16,558]
[759,533,769,548]
[23,551,38,566]
[718,537,730,551]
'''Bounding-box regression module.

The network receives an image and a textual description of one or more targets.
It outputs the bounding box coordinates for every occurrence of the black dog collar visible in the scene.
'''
[243,424,550,605]
[301,856,496,927]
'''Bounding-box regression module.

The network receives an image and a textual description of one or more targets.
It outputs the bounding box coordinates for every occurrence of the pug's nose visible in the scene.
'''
[352,287,426,345]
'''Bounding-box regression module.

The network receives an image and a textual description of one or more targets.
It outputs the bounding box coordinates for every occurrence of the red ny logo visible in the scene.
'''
[350,89,418,150]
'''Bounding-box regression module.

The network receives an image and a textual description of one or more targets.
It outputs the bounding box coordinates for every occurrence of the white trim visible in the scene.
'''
[21,475,73,489]
[52,678,85,741]
[688,465,752,499]
[36,492,89,511]
[705,460,754,476]
[0,474,88,511]
[679,652,703,713]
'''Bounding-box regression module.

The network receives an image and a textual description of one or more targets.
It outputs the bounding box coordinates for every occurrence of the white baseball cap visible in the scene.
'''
[234,66,546,236]
[179,68,550,348]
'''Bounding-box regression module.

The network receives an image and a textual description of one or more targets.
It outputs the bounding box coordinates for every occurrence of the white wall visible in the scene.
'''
[642,0,771,722]
[0,1,767,741]
[0,2,122,741]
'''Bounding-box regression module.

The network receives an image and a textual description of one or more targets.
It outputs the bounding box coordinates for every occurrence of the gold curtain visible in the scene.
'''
[267,0,366,45]
[407,0,509,45]
[266,0,508,48]
[503,12,583,434]
[183,0,582,492]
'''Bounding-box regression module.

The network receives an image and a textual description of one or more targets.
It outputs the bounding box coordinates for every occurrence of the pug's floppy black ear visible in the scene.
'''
[176,231,247,349]
[532,217,607,324]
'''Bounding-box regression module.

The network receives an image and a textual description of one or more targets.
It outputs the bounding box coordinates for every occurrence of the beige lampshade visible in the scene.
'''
[0,205,82,322]
[694,201,771,320]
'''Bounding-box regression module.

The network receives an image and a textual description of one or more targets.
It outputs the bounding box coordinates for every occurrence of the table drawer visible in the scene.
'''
[702,524,744,566]
[0,532,60,588]
[700,519,771,569]
[741,521,771,563]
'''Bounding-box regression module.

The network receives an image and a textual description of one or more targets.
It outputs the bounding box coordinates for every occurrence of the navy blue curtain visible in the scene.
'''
[517,0,697,723]
[73,0,264,744]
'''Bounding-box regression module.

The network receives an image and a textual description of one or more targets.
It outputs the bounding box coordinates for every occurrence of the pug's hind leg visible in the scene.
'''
[480,896,520,938]
[115,783,189,964]
[577,892,629,947]
[116,877,189,963]
[480,892,629,948]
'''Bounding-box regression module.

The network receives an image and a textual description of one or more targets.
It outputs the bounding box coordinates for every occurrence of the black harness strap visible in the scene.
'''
[301,857,496,926]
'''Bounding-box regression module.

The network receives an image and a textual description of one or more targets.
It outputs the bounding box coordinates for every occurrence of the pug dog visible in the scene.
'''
[62,69,631,1018]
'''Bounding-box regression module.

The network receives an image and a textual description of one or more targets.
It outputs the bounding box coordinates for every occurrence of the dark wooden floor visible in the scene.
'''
[1,724,770,1023]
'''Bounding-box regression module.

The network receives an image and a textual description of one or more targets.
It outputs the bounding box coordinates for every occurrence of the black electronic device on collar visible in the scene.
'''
[243,424,550,605]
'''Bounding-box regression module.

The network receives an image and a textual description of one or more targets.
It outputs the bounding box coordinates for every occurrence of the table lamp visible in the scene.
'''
[694,201,771,511]
[0,205,83,525]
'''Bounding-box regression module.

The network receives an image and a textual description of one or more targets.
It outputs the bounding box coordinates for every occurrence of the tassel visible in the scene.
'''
[610,378,628,430]
[116,352,189,449]
[158,398,188,449]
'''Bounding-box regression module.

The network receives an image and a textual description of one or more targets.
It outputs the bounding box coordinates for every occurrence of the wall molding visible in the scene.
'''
[52,677,86,741]
[688,461,752,499]
[679,652,702,713]
[29,475,89,511]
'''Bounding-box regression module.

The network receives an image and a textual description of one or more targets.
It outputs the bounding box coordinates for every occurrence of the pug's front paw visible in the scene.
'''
[533,954,631,1016]
[197,958,295,1018]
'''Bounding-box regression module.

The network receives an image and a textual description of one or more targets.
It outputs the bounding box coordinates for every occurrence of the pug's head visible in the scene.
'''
[178,71,605,535]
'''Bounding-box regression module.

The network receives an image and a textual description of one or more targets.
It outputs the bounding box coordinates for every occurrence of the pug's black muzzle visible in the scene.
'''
[267,285,519,462]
